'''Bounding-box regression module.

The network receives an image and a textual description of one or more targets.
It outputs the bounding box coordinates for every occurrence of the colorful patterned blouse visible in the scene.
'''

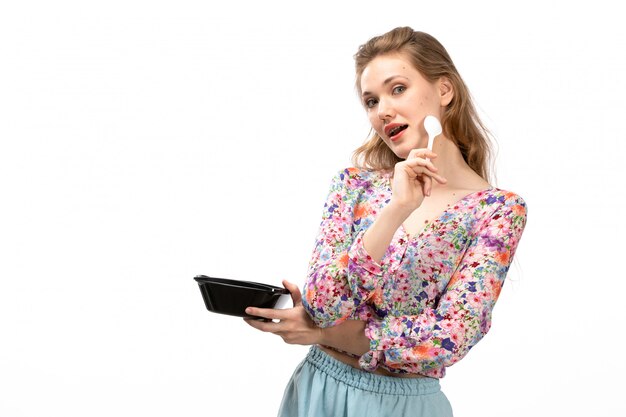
[302,167,528,378]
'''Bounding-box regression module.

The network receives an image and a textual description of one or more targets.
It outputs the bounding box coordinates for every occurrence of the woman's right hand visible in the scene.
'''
[390,149,447,212]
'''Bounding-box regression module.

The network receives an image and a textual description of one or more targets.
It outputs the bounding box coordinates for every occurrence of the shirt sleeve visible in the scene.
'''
[358,193,528,373]
[302,168,387,328]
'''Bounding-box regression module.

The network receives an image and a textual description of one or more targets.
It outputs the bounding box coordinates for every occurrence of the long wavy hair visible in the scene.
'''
[352,27,495,182]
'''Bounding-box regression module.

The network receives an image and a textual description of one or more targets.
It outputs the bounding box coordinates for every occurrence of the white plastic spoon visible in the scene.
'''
[422,115,442,196]
[424,115,442,160]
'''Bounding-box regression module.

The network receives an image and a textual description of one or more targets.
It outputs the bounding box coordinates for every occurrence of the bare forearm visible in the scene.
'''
[362,203,412,263]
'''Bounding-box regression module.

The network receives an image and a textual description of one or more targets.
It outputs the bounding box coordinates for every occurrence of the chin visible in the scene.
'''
[392,145,413,160]
[394,140,427,160]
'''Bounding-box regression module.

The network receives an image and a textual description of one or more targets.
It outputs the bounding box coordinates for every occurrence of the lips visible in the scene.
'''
[384,123,409,140]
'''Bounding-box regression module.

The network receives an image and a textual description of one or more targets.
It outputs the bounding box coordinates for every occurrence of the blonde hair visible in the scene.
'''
[352,27,494,182]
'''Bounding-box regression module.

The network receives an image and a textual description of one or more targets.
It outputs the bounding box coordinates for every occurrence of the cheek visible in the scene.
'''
[420,92,439,111]
[368,113,382,131]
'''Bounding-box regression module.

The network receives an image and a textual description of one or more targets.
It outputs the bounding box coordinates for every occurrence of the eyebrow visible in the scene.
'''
[361,75,409,97]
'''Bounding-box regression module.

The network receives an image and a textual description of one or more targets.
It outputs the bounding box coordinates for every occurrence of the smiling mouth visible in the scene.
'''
[388,124,408,138]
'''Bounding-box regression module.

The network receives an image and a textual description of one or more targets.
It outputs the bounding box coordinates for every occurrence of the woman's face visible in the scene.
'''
[360,53,447,159]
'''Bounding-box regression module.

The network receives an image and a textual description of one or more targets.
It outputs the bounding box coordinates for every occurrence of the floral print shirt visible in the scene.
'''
[302,167,528,378]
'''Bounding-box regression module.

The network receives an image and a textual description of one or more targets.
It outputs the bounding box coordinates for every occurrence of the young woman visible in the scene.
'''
[244,26,528,417]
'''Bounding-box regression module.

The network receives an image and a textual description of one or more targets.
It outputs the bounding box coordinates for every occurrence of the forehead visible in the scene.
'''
[360,53,424,92]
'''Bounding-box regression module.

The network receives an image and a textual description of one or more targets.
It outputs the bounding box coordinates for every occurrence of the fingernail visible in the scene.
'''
[245,307,252,314]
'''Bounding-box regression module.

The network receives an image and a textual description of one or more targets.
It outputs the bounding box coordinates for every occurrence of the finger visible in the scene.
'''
[417,170,447,186]
[282,280,302,306]
[245,306,287,321]
[404,156,438,172]
[408,164,447,184]
[408,149,437,161]
[423,174,432,196]
[434,175,447,184]
[405,163,444,182]
[243,317,281,333]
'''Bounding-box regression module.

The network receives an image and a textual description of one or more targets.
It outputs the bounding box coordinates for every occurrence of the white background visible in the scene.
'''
[1,0,624,416]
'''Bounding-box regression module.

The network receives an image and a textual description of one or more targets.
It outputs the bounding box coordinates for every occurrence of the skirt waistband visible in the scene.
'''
[305,345,441,396]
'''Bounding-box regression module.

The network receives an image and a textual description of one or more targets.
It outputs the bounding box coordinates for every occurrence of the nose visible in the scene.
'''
[377,98,395,122]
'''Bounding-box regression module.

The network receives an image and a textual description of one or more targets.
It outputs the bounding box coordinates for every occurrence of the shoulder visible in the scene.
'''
[477,187,528,227]
[328,167,390,190]
[332,167,385,181]
[480,188,527,209]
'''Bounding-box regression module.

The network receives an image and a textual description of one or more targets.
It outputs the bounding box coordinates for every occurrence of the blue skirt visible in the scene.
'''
[278,346,453,417]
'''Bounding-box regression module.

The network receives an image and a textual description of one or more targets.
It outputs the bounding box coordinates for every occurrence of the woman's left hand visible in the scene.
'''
[243,280,322,345]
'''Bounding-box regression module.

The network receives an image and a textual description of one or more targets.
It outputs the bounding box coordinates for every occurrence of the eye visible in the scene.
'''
[364,97,378,109]
[392,85,406,95]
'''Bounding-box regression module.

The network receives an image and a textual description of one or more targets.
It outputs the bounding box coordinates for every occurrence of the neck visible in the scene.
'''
[430,134,476,189]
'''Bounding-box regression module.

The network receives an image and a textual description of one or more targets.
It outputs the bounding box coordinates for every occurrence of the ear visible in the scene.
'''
[438,77,454,107]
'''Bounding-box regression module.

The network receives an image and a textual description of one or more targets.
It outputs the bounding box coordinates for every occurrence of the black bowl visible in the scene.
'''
[194,275,290,319]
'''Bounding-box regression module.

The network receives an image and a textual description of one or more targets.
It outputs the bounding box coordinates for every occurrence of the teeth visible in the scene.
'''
[389,125,406,137]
